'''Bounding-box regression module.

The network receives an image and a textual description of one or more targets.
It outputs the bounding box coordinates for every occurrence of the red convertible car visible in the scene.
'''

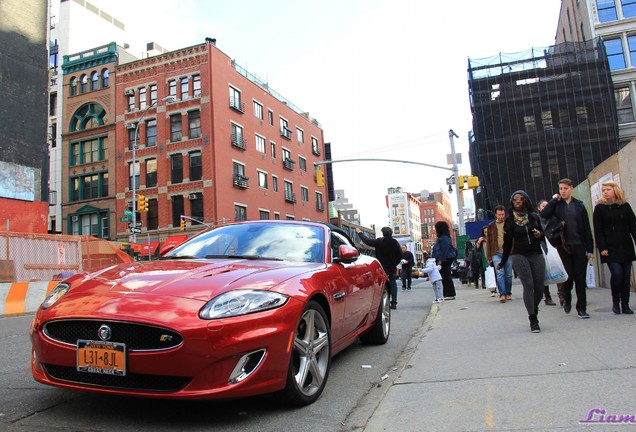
[30,221,391,406]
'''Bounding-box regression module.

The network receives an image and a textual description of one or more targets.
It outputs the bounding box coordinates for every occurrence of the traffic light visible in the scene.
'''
[315,167,324,187]
[457,175,466,189]
[467,176,480,189]
[180,216,186,231]
[136,194,149,212]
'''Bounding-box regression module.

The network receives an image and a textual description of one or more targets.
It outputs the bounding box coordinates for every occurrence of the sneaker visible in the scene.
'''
[506,295,512,300]
[490,292,496,297]
[407,287,411,291]
[530,321,541,333]
[401,287,407,291]
[500,295,506,303]
[578,310,590,319]
[390,303,397,310]
[444,296,455,300]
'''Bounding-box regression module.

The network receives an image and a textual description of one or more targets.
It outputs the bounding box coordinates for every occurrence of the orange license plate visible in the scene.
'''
[77,340,126,376]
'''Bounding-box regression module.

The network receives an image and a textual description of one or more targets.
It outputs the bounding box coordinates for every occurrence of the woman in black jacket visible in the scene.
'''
[497,190,545,332]
[593,180,636,315]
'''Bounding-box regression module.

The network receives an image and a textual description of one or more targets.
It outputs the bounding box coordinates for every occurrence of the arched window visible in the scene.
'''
[70,102,108,132]
[80,74,88,93]
[69,77,77,96]
[101,68,109,87]
[91,71,99,91]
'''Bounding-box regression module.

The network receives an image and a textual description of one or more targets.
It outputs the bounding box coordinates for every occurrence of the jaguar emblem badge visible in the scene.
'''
[98,324,112,341]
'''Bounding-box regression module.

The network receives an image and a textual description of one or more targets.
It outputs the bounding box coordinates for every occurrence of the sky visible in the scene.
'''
[87,0,562,232]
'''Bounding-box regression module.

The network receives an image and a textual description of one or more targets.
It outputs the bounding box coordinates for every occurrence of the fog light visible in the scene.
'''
[228,349,266,384]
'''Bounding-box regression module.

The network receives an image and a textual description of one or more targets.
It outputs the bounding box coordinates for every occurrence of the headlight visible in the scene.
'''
[199,290,289,319]
[41,283,71,310]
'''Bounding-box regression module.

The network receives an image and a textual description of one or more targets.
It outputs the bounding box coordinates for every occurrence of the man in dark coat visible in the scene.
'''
[540,178,594,318]
[356,226,402,309]
[400,245,415,291]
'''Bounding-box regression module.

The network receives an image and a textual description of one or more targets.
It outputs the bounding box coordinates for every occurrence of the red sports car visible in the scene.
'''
[30,221,391,406]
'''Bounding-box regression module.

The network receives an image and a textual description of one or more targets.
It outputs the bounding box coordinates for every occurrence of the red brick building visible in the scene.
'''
[115,40,327,242]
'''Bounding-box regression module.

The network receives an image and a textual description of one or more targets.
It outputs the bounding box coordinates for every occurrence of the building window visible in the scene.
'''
[299,157,307,172]
[623,0,636,17]
[170,153,183,184]
[70,172,108,201]
[235,204,247,221]
[628,35,636,68]
[128,92,135,111]
[70,103,107,131]
[70,142,80,166]
[128,123,138,150]
[139,87,147,109]
[529,152,542,178]
[91,71,99,91]
[316,192,324,211]
[50,123,57,148]
[170,114,182,142]
[253,101,263,119]
[233,162,248,188]
[101,68,109,87]
[270,141,276,158]
[168,79,177,98]
[597,0,618,21]
[193,74,201,97]
[311,136,320,155]
[189,195,203,226]
[256,134,266,153]
[258,170,268,189]
[231,123,246,149]
[301,186,309,202]
[272,175,278,192]
[146,119,157,147]
[129,161,140,190]
[149,84,157,105]
[49,92,57,116]
[70,211,108,237]
[188,110,201,139]
[70,137,106,165]
[233,161,246,177]
[604,38,626,70]
[189,151,202,181]
[80,74,87,93]
[146,158,157,187]
[280,117,291,139]
[615,87,635,123]
[148,198,158,230]
[284,181,294,202]
[268,109,274,125]
[274,212,280,220]
[172,195,184,228]
[296,127,304,143]
[229,86,243,112]
[541,111,553,130]
[259,210,269,220]
[181,77,189,99]
[69,77,77,96]
[523,115,536,132]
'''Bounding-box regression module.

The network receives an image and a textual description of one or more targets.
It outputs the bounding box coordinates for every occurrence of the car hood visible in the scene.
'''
[66,259,322,302]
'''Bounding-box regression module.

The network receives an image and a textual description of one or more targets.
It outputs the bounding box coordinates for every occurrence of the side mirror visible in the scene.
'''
[334,245,359,264]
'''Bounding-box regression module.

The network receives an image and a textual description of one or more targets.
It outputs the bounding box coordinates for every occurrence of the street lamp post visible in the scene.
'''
[129,95,176,243]
[448,129,465,236]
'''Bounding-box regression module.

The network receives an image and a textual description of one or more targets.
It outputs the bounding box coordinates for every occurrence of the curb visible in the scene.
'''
[0,281,57,317]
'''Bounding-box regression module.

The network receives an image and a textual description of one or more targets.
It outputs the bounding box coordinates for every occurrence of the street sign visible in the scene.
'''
[130,227,142,234]
[128,222,142,229]
[120,217,131,222]
[124,210,133,216]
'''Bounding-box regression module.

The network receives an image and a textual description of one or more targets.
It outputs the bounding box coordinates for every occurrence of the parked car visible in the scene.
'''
[30,221,391,406]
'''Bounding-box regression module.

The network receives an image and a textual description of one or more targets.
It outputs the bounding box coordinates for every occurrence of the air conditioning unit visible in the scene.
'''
[188,193,199,200]
[125,89,134,96]
[71,215,78,222]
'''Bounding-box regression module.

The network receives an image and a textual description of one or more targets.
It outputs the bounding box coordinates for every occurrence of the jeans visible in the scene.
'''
[387,271,398,305]
[558,244,588,312]
[491,253,513,296]
[401,268,412,288]
[607,261,632,305]
[432,280,443,301]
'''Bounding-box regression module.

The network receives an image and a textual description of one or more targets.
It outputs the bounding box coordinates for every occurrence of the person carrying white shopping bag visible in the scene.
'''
[543,240,568,285]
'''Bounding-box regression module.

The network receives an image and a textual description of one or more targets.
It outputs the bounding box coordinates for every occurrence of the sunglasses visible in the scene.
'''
[512,196,525,202]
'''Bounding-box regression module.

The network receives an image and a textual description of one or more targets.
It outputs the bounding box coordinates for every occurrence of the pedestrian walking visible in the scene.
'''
[487,205,513,302]
[356,226,403,309]
[540,178,594,319]
[537,199,557,306]
[497,190,545,332]
[421,251,444,304]
[476,226,496,296]
[432,221,457,300]
[592,180,636,315]
[400,245,415,291]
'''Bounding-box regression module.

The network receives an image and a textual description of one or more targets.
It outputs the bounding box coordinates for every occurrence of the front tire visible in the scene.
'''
[281,300,331,406]
[360,287,391,345]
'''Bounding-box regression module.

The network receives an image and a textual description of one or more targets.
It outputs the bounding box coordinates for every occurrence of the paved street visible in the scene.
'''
[351,279,636,431]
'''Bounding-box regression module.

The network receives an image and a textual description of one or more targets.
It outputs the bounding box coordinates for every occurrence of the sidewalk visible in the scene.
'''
[362,279,636,431]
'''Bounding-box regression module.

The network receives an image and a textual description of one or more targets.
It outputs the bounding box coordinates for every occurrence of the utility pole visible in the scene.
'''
[449,129,464,236]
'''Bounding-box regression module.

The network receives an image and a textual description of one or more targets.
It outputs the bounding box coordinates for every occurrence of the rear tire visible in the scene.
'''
[281,300,331,406]
[360,287,391,345]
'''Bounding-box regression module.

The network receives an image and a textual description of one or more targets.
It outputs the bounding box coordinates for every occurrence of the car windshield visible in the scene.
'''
[163,222,326,263]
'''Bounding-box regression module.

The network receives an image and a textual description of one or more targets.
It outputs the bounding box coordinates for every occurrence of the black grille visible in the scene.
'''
[43,320,183,351]
[42,364,191,392]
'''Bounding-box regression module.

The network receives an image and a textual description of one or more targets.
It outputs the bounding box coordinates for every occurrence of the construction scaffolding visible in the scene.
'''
[468,38,619,213]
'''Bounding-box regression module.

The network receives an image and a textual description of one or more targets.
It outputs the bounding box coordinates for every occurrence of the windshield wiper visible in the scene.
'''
[205,254,283,261]
[161,254,198,260]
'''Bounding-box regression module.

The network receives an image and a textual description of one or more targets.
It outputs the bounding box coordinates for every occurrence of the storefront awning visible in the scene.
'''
[159,235,188,255]
[141,241,161,255]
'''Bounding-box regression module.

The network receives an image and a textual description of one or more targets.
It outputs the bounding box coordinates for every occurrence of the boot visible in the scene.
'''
[544,295,556,306]
[622,303,634,314]
[613,301,621,315]
[529,314,540,333]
